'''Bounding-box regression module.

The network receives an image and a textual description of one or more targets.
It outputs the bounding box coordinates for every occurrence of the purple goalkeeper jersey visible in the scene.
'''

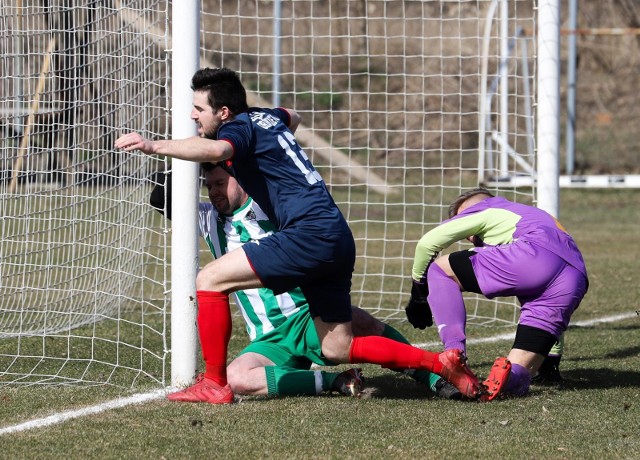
[413,196,588,281]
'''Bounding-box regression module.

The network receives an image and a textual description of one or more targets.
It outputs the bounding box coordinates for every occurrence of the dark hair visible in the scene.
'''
[448,188,494,218]
[191,67,249,115]
[200,160,235,176]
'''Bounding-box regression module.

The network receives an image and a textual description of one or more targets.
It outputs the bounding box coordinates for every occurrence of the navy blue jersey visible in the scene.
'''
[217,108,350,234]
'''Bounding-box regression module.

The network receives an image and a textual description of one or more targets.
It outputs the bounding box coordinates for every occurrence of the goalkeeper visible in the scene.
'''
[406,188,588,400]
[154,162,462,402]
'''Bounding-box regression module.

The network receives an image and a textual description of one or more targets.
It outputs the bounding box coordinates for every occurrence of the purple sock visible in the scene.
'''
[427,263,467,353]
[504,363,531,396]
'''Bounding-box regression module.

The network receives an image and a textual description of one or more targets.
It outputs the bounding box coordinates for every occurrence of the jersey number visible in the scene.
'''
[278,132,323,185]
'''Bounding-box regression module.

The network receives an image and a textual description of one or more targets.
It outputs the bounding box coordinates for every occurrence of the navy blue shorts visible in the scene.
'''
[242,227,355,323]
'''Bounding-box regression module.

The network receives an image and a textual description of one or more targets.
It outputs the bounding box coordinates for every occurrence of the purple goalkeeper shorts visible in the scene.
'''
[470,239,588,338]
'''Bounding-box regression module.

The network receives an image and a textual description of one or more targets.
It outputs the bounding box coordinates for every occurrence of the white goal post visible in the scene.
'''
[1,0,559,388]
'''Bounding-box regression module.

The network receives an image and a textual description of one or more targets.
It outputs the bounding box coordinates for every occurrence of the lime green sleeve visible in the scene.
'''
[411,209,520,281]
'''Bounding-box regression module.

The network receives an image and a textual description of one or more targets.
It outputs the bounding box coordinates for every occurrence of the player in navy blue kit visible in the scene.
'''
[115,67,481,402]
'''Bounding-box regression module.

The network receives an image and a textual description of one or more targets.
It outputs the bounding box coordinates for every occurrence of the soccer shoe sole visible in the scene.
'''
[481,357,512,402]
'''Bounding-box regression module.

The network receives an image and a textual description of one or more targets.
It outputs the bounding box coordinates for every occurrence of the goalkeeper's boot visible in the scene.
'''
[332,368,365,397]
[433,377,463,400]
[481,357,512,402]
[167,373,234,404]
[437,349,481,399]
[531,354,563,385]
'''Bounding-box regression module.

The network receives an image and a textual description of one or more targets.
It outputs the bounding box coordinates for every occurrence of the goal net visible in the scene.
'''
[0,1,170,387]
[1,0,537,387]
[198,0,537,320]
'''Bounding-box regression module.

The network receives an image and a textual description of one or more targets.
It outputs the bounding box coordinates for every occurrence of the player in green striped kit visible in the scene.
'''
[155,161,461,401]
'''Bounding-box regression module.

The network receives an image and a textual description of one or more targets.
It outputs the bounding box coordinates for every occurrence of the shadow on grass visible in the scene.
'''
[555,368,640,390]
[360,374,435,400]
[604,345,640,359]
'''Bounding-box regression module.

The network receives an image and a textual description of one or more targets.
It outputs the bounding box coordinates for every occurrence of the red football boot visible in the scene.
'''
[167,373,234,405]
[437,349,481,399]
[481,357,512,402]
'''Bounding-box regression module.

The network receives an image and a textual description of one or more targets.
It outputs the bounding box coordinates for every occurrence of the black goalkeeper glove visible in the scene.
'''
[405,280,433,329]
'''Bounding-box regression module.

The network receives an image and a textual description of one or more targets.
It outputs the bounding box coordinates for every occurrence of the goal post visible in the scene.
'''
[536,0,561,218]
[169,0,200,388]
[1,0,554,388]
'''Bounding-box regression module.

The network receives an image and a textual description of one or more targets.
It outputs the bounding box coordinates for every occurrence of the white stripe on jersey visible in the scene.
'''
[313,371,323,394]
[198,198,306,341]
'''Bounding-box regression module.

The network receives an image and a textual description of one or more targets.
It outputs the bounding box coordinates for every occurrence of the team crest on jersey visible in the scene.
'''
[245,209,256,221]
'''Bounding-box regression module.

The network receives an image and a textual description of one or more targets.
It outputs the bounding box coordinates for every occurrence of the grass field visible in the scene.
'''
[1,188,639,459]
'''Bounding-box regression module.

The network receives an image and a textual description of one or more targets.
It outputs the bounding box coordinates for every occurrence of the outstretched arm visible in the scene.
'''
[411,216,486,282]
[115,132,233,163]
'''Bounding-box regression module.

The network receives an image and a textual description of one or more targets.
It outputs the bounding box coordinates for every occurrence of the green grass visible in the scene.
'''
[1,188,639,459]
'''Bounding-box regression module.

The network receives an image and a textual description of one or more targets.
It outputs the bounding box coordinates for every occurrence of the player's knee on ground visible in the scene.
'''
[225,361,256,395]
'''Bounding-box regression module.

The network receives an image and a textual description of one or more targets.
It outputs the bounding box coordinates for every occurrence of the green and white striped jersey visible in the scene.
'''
[198,198,309,341]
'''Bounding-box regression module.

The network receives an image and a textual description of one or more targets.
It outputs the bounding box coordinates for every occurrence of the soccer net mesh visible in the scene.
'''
[0,1,170,387]
[1,0,536,387]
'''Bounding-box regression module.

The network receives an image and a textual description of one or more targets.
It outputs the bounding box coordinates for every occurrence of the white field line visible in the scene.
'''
[0,389,167,436]
[414,311,638,349]
[0,311,636,436]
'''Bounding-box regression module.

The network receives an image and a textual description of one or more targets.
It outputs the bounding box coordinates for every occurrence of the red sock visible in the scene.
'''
[349,336,443,374]
[196,290,232,386]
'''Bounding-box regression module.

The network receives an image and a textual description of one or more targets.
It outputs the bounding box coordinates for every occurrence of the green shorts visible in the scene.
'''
[237,308,335,369]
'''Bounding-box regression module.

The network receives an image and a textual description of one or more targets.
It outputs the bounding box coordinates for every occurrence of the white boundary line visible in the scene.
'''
[414,311,637,349]
[0,389,167,436]
[1,311,636,436]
